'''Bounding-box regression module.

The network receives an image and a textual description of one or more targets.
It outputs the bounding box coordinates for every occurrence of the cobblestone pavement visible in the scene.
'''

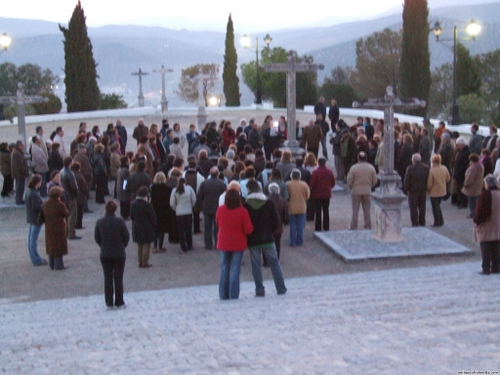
[2,262,499,375]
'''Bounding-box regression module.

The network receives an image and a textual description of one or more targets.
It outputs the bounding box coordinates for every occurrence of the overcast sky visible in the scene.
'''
[2,0,493,32]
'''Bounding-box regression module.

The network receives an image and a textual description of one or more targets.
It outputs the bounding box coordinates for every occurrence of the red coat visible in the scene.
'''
[216,205,253,251]
[309,165,335,199]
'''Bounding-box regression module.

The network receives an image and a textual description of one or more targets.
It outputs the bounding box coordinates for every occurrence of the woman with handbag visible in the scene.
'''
[25,174,48,266]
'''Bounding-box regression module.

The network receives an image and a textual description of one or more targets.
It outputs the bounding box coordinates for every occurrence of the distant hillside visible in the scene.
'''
[1,1,500,106]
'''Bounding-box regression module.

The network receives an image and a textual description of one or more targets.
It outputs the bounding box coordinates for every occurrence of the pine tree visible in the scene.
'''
[400,0,431,116]
[59,1,100,112]
[223,14,240,107]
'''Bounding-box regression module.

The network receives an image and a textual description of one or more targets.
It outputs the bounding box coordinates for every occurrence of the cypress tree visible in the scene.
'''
[400,0,431,116]
[59,1,100,112]
[223,13,240,107]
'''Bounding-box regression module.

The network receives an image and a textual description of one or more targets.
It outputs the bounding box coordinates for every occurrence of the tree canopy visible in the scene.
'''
[59,0,100,112]
[241,47,317,108]
[175,64,220,106]
[222,14,240,106]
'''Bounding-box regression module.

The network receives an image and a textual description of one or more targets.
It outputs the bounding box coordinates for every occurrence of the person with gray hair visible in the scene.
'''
[474,174,500,275]
[404,153,430,226]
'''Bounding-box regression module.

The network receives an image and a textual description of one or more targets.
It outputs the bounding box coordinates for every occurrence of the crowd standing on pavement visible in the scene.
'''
[1,99,499,306]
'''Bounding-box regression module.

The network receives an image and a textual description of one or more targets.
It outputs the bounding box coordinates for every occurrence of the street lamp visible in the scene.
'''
[0,32,11,54]
[241,34,272,105]
[432,20,481,125]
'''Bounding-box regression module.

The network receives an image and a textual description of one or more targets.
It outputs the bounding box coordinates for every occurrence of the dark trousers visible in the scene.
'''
[95,175,107,203]
[48,255,64,270]
[120,200,131,220]
[314,198,330,231]
[193,211,201,233]
[408,191,426,226]
[203,212,218,249]
[307,147,319,159]
[177,214,193,251]
[76,202,84,228]
[480,241,500,274]
[154,230,165,249]
[263,233,282,267]
[15,177,25,204]
[1,174,13,197]
[306,199,315,222]
[100,256,126,307]
[430,197,444,226]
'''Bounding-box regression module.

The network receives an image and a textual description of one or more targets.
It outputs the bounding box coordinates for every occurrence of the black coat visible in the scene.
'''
[404,162,430,195]
[127,171,152,200]
[130,198,157,243]
[197,177,227,215]
[94,213,130,258]
[244,197,280,247]
[150,183,170,233]
[453,146,471,184]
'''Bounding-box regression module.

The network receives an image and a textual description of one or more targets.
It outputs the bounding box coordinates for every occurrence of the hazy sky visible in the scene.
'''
[2,0,406,30]
[2,0,492,31]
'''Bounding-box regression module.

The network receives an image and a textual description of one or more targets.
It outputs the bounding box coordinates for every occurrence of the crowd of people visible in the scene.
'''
[3,97,500,306]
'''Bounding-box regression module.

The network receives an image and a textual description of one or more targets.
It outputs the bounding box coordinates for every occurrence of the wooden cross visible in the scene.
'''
[153,65,173,114]
[0,83,48,146]
[131,68,149,107]
[262,50,324,148]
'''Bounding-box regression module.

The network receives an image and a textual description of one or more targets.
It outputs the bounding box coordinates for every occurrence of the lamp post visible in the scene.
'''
[432,20,481,125]
[241,33,272,105]
[0,32,12,54]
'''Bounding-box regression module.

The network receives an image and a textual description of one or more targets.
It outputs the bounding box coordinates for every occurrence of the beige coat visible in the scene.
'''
[475,190,500,242]
[427,164,450,197]
[462,162,484,197]
[286,179,310,215]
[347,162,377,195]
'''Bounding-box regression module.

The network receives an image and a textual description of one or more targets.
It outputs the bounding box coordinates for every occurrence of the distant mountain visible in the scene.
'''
[1,1,499,107]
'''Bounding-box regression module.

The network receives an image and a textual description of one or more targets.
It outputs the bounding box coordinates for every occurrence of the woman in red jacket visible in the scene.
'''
[221,121,236,155]
[216,188,253,299]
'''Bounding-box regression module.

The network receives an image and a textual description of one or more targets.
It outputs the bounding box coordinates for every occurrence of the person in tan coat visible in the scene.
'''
[427,154,451,227]
[462,153,485,219]
[346,152,377,230]
[286,169,310,247]
[44,186,69,270]
[301,120,323,159]
[474,175,500,275]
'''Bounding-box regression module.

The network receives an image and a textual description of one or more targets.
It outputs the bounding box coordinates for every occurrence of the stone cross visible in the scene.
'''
[193,68,213,131]
[0,83,48,146]
[262,50,323,154]
[353,86,426,242]
[131,68,149,107]
[153,65,173,114]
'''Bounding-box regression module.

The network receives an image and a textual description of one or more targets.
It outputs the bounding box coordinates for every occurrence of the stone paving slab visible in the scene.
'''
[1,261,499,375]
[315,227,472,262]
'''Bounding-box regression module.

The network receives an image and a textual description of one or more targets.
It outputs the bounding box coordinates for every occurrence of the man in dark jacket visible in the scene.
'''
[404,153,430,227]
[11,140,28,205]
[95,200,130,309]
[309,158,335,231]
[453,137,471,208]
[244,179,287,297]
[328,99,340,128]
[115,119,128,153]
[197,167,226,249]
[60,156,80,239]
[314,113,330,160]
[130,186,157,268]
[127,161,152,200]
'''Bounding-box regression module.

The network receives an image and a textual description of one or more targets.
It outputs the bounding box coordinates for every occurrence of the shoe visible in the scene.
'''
[54,266,68,270]
[142,264,152,268]
[36,259,48,266]
[255,292,265,297]
[106,305,114,310]
[478,271,490,275]
[115,303,127,310]
[75,226,85,230]
[68,236,82,240]
[179,249,187,254]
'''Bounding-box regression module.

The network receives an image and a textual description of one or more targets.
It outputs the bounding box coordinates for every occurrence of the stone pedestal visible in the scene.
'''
[371,173,405,242]
[160,99,168,114]
[197,106,207,132]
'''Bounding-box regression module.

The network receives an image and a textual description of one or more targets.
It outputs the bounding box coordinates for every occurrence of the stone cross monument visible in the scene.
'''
[353,86,426,242]
[153,65,173,114]
[193,68,212,131]
[0,83,48,146]
[131,68,148,107]
[262,50,323,157]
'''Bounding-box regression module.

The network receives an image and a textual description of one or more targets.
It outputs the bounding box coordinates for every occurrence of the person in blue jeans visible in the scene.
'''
[286,169,310,246]
[244,180,287,297]
[25,174,48,266]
